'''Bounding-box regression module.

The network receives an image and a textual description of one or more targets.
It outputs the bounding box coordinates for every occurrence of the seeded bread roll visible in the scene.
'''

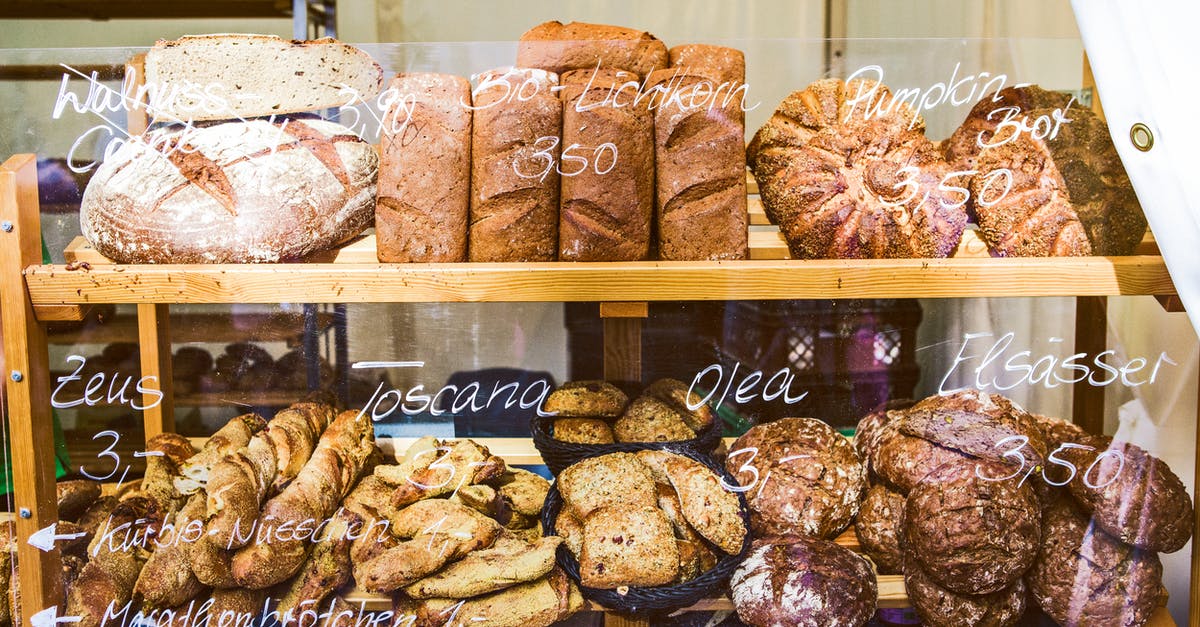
[1027,498,1164,627]
[144,35,382,122]
[543,381,628,418]
[80,118,377,263]
[470,67,561,261]
[580,505,680,588]
[972,104,1146,256]
[902,459,1041,595]
[904,564,1027,627]
[663,453,747,555]
[612,396,697,442]
[1059,435,1194,553]
[854,483,905,574]
[642,378,715,432]
[553,417,615,444]
[558,68,655,261]
[727,417,866,538]
[557,452,657,520]
[648,55,748,260]
[730,535,877,627]
[377,73,472,262]
[517,21,668,78]
[747,78,966,258]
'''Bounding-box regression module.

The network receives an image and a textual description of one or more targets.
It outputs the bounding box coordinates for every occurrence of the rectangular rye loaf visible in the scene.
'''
[377,73,472,262]
[469,67,562,261]
[517,21,668,79]
[144,34,383,122]
[558,68,655,261]
[649,45,749,260]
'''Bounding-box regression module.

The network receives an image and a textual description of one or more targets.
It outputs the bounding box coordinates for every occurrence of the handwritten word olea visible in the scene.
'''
[976,435,1125,490]
[101,595,419,627]
[938,332,1177,395]
[353,361,552,421]
[686,362,809,413]
[52,355,163,411]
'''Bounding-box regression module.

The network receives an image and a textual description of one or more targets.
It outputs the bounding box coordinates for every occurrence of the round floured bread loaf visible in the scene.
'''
[971,104,1146,256]
[80,118,377,263]
[854,483,905,575]
[902,459,1041,595]
[726,417,866,538]
[746,78,967,259]
[1059,435,1194,553]
[1027,498,1164,627]
[730,535,877,627]
[904,563,1027,627]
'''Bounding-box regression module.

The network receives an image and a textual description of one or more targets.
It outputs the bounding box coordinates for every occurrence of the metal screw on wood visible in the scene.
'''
[0,221,12,232]
[10,371,23,382]
[19,508,31,519]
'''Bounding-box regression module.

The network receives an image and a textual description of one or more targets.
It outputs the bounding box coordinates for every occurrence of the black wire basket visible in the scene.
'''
[541,447,752,616]
[530,414,724,475]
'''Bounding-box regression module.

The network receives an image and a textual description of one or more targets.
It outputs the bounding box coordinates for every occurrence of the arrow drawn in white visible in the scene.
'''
[30,606,82,627]
[27,523,88,552]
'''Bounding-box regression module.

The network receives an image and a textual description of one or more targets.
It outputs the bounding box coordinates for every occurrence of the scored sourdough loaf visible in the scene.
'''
[649,46,748,260]
[80,118,377,263]
[377,73,472,262]
[470,67,561,261]
[517,21,668,78]
[143,34,383,122]
[558,68,655,261]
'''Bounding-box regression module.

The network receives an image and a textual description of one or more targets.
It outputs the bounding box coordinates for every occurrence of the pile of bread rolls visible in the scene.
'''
[546,379,715,445]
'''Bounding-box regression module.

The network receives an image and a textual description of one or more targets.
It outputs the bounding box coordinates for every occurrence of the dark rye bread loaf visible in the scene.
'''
[80,118,377,263]
[1059,435,1194,553]
[726,417,866,538]
[747,78,966,258]
[873,390,1047,493]
[904,564,1027,627]
[377,73,472,262]
[1027,499,1165,627]
[854,483,905,574]
[902,459,1041,595]
[558,68,655,261]
[730,535,877,627]
[517,21,667,78]
[972,104,1146,256]
[648,49,748,260]
[469,67,561,261]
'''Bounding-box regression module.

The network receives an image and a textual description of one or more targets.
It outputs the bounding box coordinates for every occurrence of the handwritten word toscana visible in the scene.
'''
[353,361,553,420]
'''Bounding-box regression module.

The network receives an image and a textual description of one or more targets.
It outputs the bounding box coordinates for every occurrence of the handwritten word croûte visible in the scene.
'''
[976,435,1125,490]
[686,362,808,413]
[51,354,163,411]
[352,361,553,421]
[938,332,1177,395]
[844,63,1028,128]
[102,595,413,627]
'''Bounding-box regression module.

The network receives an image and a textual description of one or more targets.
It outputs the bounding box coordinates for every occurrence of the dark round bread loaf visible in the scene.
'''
[1060,435,1194,553]
[902,459,1041,595]
[854,483,905,574]
[171,346,213,379]
[1027,499,1164,627]
[730,535,876,627]
[874,390,1047,493]
[726,417,866,538]
[943,85,1073,178]
[971,104,1145,256]
[746,78,966,259]
[904,563,1027,627]
[853,399,915,477]
[56,479,102,522]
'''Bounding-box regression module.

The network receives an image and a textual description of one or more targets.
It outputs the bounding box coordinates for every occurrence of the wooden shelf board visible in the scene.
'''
[45,312,334,344]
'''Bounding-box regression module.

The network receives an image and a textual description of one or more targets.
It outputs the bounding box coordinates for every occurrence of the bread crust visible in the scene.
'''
[855,483,905,575]
[517,21,668,78]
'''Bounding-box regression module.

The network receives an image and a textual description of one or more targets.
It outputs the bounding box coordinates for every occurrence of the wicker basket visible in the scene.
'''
[530,414,723,475]
[541,447,752,616]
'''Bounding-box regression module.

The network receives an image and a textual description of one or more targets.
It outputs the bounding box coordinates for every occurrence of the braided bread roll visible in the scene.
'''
[747,78,966,258]
[230,411,374,589]
[205,403,336,548]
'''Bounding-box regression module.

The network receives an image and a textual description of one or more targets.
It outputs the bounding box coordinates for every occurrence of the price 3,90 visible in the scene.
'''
[513,136,618,182]
[976,435,1125,489]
